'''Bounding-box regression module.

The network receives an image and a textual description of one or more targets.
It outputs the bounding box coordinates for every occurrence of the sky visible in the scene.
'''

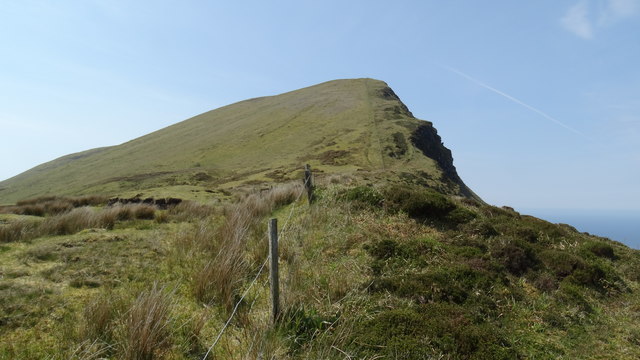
[1,0,639,212]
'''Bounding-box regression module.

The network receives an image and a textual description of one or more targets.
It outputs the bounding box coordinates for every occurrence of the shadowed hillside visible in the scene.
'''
[0,79,475,205]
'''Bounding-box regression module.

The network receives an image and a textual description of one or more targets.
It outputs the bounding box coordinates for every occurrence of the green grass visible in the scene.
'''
[1,182,640,359]
[0,77,637,358]
[0,78,471,205]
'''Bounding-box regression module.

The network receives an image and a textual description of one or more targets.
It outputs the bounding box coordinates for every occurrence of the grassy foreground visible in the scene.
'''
[1,177,639,359]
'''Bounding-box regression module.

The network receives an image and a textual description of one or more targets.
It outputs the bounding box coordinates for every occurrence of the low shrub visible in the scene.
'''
[583,241,616,260]
[352,304,516,359]
[339,186,383,208]
[539,250,585,278]
[461,220,499,238]
[445,206,477,225]
[491,239,538,275]
[569,260,620,291]
[365,237,441,274]
[533,271,559,292]
[383,186,456,219]
[371,264,494,304]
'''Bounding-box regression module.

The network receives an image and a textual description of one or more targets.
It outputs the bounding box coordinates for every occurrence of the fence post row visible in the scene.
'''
[304,164,314,203]
[268,218,280,323]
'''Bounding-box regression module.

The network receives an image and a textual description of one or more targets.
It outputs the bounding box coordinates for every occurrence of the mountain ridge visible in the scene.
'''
[0,78,476,204]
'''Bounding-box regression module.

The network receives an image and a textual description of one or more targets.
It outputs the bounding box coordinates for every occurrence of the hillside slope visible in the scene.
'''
[0,79,475,204]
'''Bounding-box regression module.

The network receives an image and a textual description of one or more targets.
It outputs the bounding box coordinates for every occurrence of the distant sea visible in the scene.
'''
[517,208,640,250]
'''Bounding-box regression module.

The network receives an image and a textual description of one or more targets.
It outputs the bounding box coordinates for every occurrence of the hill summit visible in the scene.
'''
[0,79,476,204]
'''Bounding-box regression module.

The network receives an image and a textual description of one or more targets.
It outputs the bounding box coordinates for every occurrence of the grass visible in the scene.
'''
[1,181,639,359]
[0,203,159,243]
[0,78,469,205]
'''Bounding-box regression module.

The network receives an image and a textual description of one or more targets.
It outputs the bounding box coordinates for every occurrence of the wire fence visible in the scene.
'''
[201,171,312,359]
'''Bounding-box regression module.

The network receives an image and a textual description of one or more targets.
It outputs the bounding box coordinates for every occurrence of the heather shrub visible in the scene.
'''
[339,186,383,208]
[352,304,516,359]
[491,238,538,275]
[582,241,616,260]
[383,186,456,219]
[539,249,585,278]
[444,206,477,225]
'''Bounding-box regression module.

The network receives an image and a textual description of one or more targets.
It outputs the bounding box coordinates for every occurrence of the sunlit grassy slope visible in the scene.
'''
[0,78,474,205]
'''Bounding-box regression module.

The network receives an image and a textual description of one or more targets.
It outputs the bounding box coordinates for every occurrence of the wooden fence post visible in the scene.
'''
[304,164,314,203]
[268,218,280,323]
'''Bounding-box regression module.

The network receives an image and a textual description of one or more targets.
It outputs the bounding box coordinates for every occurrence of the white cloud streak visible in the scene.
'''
[562,0,639,38]
[442,65,590,140]
[562,1,593,39]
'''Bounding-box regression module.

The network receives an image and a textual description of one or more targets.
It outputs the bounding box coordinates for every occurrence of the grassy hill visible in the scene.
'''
[1,79,639,359]
[1,182,639,359]
[0,78,474,205]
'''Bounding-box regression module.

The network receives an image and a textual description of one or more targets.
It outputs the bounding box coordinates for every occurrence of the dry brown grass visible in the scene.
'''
[41,208,113,236]
[120,285,173,360]
[79,295,119,344]
[168,201,216,222]
[0,218,40,242]
[0,195,109,217]
[190,182,303,313]
[0,204,158,242]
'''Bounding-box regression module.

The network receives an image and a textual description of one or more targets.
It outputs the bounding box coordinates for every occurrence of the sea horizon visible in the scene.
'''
[518,208,640,250]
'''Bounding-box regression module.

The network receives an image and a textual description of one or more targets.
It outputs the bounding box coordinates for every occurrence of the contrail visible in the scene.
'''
[442,65,589,139]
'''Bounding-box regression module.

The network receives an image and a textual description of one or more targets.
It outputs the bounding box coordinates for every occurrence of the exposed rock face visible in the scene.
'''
[410,122,476,199]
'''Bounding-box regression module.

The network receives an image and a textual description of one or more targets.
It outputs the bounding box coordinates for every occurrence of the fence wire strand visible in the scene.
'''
[201,171,312,359]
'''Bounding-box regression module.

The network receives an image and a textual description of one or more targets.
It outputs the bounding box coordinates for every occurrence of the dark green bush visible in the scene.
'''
[461,220,499,238]
[533,271,559,292]
[445,207,477,225]
[539,250,585,278]
[570,262,610,289]
[371,265,494,304]
[513,227,539,243]
[352,304,516,359]
[383,186,456,219]
[339,186,383,208]
[365,239,398,260]
[365,238,441,261]
[583,241,616,260]
[492,239,538,275]
[365,237,441,274]
[352,308,431,358]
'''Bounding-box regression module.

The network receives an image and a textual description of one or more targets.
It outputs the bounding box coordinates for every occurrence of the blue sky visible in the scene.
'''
[1,0,639,211]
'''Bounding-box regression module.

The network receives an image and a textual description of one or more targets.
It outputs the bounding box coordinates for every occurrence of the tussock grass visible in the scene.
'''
[168,201,216,221]
[0,204,158,242]
[191,183,302,311]
[0,195,109,217]
[0,218,40,242]
[120,285,174,360]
